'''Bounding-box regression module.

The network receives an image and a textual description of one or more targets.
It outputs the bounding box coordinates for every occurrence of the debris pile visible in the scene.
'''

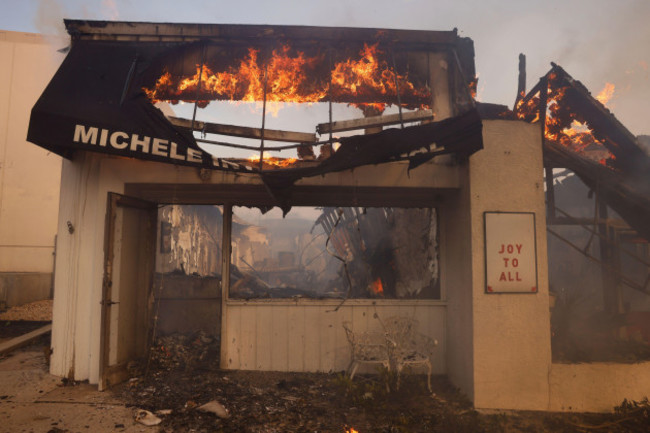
[0,300,52,321]
[148,331,219,372]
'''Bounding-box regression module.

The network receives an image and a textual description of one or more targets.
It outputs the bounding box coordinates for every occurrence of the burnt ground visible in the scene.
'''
[116,332,650,433]
[0,320,51,340]
[2,323,650,433]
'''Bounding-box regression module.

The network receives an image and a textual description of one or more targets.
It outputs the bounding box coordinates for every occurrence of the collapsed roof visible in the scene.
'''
[514,63,650,241]
[27,20,483,194]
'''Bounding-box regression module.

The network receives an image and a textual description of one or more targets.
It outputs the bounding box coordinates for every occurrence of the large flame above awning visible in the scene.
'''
[27,21,482,179]
[143,42,432,114]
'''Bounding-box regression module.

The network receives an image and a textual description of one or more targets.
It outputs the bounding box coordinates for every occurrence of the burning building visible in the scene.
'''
[26,19,647,413]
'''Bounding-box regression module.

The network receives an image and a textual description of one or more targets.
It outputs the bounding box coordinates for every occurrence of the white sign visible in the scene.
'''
[484,212,538,293]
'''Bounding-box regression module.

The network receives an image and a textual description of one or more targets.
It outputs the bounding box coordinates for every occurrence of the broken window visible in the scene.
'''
[229,206,440,300]
[156,205,224,276]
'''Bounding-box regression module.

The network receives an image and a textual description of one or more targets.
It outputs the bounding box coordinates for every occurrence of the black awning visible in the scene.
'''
[27,33,483,180]
[27,39,253,172]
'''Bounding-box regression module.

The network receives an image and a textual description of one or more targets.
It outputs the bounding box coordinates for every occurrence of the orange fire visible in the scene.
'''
[515,74,614,163]
[145,46,325,108]
[247,152,298,168]
[345,428,359,433]
[144,43,430,114]
[595,82,615,106]
[329,43,430,112]
[370,278,384,295]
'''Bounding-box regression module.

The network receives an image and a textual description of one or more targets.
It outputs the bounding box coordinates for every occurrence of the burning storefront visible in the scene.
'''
[28,20,560,411]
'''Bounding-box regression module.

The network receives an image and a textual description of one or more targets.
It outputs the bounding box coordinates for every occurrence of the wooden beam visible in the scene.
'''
[316,109,434,134]
[0,324,52,356]
[514,53,526,109]
[168,116,317,143]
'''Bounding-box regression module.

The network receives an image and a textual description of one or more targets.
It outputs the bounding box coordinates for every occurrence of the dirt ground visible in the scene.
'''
[1,315,649,432]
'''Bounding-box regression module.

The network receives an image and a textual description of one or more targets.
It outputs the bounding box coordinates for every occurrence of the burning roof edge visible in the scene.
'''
[63,19,467,48]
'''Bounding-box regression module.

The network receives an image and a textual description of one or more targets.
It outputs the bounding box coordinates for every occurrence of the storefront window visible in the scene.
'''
[229,206,439,299]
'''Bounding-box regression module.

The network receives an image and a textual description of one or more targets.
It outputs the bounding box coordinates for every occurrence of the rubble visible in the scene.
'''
[0,299,52,321]
[198,400,230,418]
[135,409,162,426]
[147,331,219,372]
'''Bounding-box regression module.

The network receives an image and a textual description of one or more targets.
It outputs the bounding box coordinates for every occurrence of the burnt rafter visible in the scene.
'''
[513,62,650,241]
[519,63,649,173]
[28,20,483,181]
[544,140,650,242]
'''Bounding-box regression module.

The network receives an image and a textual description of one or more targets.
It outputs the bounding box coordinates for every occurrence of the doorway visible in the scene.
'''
[99,193,157,390]
[100,197,225,389]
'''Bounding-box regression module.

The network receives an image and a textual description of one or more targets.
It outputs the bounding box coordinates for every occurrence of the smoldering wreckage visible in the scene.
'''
[3,18,650,432]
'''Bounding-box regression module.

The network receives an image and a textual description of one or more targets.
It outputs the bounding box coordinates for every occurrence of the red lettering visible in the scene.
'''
[499,272,507,281]
[507,244,514,254]
[516,244,523,254]
[503,258,510,267]
[512,258,519,267]
[498,244,505,254]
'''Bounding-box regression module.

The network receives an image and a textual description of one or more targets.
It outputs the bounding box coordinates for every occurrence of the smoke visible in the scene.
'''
[101,0,120,21]
[524,1,650,135]
[33,0,66,36]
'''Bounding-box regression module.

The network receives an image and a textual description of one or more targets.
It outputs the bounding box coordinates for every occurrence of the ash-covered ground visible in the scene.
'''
[118,332,649,433]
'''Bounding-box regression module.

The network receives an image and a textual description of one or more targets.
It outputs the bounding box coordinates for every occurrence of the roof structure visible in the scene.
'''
[28,20,482,194]
[515,63,650,242]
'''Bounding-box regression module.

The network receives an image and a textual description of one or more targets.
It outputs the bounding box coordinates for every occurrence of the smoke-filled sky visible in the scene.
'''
[1,0,649,135]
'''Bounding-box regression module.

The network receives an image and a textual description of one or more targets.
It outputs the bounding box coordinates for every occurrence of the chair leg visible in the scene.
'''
[349,362,359,381]
[426,360,432,393]
[395,365,403,390]
[383,361,391,392]
[346,360,355,377]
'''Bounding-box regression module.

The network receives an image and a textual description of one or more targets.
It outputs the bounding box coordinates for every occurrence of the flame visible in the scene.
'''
[370,278,384,295]
[345,428,359,433]
[247,152,297,168]
[329,43,429,113]
[468,75,478,99]
[146,46,325,109]
[595,82,615,106]
[514,73,614,163]
[144,43,430,114]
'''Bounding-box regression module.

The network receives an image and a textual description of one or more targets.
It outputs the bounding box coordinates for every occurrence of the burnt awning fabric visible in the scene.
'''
[28,38,483,180]
[27,39,253,171]
[263,108,482,189]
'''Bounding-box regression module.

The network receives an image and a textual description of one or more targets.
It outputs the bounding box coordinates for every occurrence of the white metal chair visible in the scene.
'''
[342,321,391,382]
[382,316,437,393]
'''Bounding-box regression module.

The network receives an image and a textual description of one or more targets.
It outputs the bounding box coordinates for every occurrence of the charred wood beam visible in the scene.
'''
[168,116,317,143]
[543,140,650,242]
[316,109,433,134]
[548,63,648,171]
[518,77,545,106]
[551,205,650,267]
[548,216,618,226]
[0,324,52,356]
[514,53,526,109]
[451,48,476,113]
[547,227,650,297]
[65,21,461,47]
[539,75,556,221]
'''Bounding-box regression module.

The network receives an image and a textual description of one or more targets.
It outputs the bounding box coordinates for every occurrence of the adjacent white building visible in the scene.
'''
[0,31,65,307]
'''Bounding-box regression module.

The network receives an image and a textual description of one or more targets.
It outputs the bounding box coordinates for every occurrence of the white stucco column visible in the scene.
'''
[469,119,551,410]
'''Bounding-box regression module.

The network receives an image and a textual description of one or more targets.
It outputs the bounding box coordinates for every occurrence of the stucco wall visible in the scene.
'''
[468,120,551,410]
[549,362,650,412]
[0,31,64,278]
[441,162,475,399]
